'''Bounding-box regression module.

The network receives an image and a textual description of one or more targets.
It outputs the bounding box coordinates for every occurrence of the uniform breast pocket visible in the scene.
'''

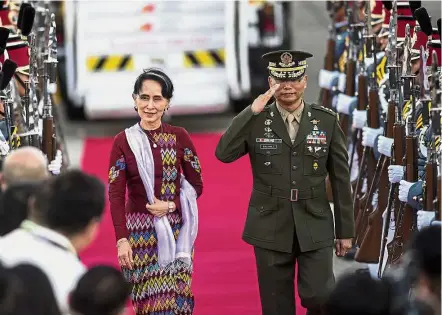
[254,144,283,174]
[303,144,329,176]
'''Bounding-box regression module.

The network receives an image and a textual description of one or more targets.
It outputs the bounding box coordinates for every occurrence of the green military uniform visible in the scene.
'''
[215,50,354,315]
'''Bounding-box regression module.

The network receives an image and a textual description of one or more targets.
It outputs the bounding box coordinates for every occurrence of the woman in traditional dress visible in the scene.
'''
[108,68,203,315]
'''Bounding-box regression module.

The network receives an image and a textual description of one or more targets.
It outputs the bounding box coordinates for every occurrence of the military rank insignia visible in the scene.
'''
[306,119,327,145]
[313,160,319,171]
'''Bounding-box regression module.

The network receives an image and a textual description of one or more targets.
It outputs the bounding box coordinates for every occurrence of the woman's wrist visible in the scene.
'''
[116,238,128,247]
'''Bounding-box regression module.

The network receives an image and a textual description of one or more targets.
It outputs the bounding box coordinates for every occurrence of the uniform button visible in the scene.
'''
[292,181,296,185]
[292,151,298,156]
[292,165,297,170]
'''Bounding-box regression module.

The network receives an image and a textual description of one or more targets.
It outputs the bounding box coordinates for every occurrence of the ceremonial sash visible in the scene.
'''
[125,123,198,269]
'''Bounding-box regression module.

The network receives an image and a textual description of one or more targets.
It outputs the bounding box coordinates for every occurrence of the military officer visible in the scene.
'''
[215,50,354,315]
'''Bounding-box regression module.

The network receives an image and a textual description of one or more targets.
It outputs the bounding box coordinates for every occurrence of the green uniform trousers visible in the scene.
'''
[254,238,335,315]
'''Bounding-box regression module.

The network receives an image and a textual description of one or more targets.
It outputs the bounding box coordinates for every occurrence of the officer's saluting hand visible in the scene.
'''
[251,84,280,114]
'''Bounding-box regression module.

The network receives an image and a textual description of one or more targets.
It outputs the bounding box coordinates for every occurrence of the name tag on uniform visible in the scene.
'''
[260,144,278,150]
[256,138,282,143]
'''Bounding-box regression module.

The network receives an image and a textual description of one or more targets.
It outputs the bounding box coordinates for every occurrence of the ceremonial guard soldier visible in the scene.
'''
[389,39,442,230]
[216,50,354,315]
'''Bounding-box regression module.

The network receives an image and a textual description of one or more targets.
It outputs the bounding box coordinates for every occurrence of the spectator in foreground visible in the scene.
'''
[324,270,391,315]
[0,147,49,235]
[410,225,441,315]
[0,182,39,236]
[0,146,49,191]
[70,265,132,315]
[0,169,106,314]
[0,262,61,315]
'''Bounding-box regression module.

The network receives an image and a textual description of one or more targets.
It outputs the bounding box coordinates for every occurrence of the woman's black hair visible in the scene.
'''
[70,265,132,315]
[133,68,174,100]
[0,263,61,315]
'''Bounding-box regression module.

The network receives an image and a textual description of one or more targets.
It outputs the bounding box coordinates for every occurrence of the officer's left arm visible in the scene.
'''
[327,117,355,239]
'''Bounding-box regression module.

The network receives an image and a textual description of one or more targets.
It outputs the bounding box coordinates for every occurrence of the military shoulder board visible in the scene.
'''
[311,104,337,117]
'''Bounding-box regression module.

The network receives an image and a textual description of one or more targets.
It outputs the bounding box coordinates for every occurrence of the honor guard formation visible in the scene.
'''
[318,0,441,277]
[0,1,65,175]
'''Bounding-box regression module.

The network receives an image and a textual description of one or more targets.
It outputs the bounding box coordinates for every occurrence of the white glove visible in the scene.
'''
[352,109,367,129]
[371,191,379,207]
[377,136,394,157]
[362,127,383,148]
[48,150,63,175]
[417,210,435,230]
[388,165,404,183]
[336,94,357,115]
[318,69,339,90]
[337,73,347,93]
[0,140,9,155]
[361,178,367,194]
[398,180,413,202]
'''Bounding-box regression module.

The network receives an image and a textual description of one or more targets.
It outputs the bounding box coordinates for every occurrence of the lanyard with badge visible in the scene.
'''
[20,220,80,260]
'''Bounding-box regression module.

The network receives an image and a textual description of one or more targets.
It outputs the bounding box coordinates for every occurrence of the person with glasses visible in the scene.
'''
[108,68,203,315]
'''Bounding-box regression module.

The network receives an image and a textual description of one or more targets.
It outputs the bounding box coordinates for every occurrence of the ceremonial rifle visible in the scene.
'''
[0,60,18,149]
[320,1,336,109]
[24,3,42,149]
[354,1,381,246]
[12,5,37,148]
[41,13,57,162]
[378,3,407,276]
[355,11,399,261]
[340,1,359,137]
[420,45,438,217]
[385,24,418,267]
[351,0,372,221]
[429,50,441,221]
[349,11,369,189]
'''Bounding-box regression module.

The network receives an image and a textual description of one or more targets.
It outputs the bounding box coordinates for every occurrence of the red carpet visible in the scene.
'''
[80,133,306,315]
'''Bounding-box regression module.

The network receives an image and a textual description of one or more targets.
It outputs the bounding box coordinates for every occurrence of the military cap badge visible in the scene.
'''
[261,50,313,81]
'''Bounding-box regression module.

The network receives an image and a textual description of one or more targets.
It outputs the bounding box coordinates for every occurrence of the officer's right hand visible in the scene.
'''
[117,238,133,270]
[251,84,280,114]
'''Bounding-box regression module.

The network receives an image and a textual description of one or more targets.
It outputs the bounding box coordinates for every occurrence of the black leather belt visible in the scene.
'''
[253,182,325,202]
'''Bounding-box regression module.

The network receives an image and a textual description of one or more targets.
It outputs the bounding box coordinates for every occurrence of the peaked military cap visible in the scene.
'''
[261,50,313,81]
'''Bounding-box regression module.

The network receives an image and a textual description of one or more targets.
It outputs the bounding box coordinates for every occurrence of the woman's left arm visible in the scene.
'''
[179,128,203,198]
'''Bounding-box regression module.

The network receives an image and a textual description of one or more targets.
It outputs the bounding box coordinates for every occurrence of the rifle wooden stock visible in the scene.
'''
[425,162,437,211]
[340,60,357,136]
[437,176,441,221]
[378,122,405,276]
[356,157,389,263]
[356,75,369,161]
[355,155,385,246]
[355,89,380,245]
[403,135,418,241]
[42,117,55,162]
[385,135,418,267]
[350,74,369,193]
[321,38,336,109]
[355,103,396,263]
